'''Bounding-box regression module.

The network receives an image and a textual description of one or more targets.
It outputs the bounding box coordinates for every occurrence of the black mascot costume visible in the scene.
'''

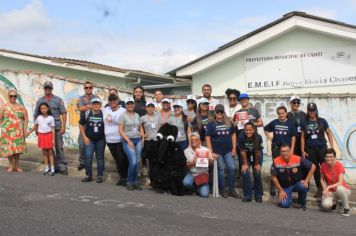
[146,123,187,196]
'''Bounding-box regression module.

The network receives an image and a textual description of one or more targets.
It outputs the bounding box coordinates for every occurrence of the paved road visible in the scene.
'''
[0,170,355,236]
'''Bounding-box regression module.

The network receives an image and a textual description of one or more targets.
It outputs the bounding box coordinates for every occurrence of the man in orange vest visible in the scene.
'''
[271,144,315,209]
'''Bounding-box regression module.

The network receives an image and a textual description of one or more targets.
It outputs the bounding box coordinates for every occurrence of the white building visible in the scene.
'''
[169,11,356,96]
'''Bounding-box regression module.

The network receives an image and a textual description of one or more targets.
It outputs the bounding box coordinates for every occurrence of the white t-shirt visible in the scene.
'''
[184,145,211,175]
[35,115,55,133]
[103,106,126,143]
[224,104,242,119]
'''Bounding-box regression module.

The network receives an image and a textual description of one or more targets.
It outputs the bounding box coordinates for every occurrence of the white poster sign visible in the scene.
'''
[244,47,356,91]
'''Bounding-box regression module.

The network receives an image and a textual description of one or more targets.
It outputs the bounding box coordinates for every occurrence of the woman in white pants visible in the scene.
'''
[320,148,352,216]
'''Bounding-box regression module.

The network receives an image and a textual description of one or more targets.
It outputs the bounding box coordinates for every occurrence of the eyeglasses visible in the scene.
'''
[308,109,316,112]
[9,95,17,99]
[44,86,52,90]
[292,101,300,105]
[187,100,196,104]
[325,155,335,159]
[216,110,224,114]
[228,97,236,101]
[85,87,93,89]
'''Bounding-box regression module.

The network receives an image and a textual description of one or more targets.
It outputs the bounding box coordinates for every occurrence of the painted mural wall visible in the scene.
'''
[0,70,137,148]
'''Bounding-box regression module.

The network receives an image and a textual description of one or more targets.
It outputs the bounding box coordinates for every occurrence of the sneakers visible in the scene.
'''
[342,208,351,217]
[134,183,142,190]
[116,179,127,186]
[77,164,85,171]
[81,176,92,182]
[43,170,49,175]
[96,176,103,183]
[48,170,55,176]
[126,184,135,191]
[229,189,240,198]
[220,190,229,198]
[242,197,252,202]
[255,198,263,203]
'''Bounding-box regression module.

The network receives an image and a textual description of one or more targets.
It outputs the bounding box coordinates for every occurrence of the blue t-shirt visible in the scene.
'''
[79,111,105,141]
[302,118,329,147]
[205,121,235,154]
[238,132,264,153]
[264,119,297,147]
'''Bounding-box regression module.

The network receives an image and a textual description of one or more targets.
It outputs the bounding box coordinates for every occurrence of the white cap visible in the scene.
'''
[198,97,209,105]
[90,97,102,103]
[124,97,135,104]
[162,98,171,103]
[173,101,183,107]
[146,101,155,107]
[186,95,197,102]
[290,95,301,102]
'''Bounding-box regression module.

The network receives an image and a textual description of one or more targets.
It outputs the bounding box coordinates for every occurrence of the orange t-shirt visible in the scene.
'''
[320,161,350,192]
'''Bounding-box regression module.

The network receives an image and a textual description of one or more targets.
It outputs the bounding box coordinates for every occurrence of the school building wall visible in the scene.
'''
[192,28,356,95]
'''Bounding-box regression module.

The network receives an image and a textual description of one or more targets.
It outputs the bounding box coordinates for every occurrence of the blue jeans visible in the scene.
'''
[278,182,308,208]
[123,138,142,185]
[217,152,235,192]
[78,134,86,165]
[183,172,209,198]
[85,138,106,177]
[242,151,263,200]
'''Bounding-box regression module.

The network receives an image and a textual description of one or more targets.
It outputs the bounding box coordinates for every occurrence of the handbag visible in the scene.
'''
[194,172,209,186]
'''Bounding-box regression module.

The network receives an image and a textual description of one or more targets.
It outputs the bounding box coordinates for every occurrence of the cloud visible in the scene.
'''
[0,0,51,35]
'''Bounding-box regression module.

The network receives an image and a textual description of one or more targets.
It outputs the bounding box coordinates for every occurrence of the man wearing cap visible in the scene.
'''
[158,98,172,127]
[287,95,307,156]
[77,81,99,171]
[79,97,106,183]
[202,84,218,112]
[34,81,67,174]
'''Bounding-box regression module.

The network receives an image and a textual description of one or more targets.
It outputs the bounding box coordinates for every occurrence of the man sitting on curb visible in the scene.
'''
[271,144,315,209]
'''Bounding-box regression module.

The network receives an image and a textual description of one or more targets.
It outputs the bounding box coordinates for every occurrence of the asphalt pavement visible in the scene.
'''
[0,169,355,236]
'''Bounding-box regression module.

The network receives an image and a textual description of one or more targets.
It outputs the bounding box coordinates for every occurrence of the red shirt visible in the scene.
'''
[320,161,350,192]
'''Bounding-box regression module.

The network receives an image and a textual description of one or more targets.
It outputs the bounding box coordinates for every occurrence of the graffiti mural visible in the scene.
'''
[0,71,134,148]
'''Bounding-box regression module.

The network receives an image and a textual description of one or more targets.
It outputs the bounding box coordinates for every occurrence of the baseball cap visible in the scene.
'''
[146,101,155,107]
[198,97,209,105]
[290,95,301,102]
[43,81,53,88]
[173,101,183,108]
[215,104,225,112]
[238,93,250,100]
[124,97,135,104]
[307,103,317,110]
[162,98,171,103]
[186,95,197,102]
[90,97,102,103]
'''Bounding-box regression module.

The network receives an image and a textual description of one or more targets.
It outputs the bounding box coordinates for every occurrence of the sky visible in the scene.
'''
[1,0,356,74]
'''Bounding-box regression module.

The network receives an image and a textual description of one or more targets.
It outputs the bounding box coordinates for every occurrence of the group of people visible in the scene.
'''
[0,81,352,216]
